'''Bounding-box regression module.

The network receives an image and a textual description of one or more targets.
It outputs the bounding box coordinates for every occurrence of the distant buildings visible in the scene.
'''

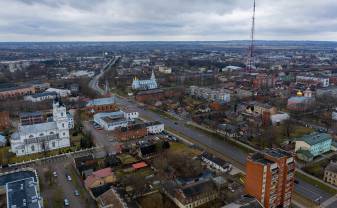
[296,75,329,88]
[287,91,315,112]
[20,112,44,126]
[324,161,337,186]
[24,91,57,102]
[316,86,337,98]
[189,86,231,103]
[295,132,332,162]
[0,83,36,100]
[132,70,158,90]
[0,111,10,130]
[245,149,295,208]
[45,88,71,97]
[158,66,172,74]
[10,98,71,156]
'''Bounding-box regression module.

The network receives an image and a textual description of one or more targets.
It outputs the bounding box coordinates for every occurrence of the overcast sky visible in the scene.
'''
[1,0,337,41]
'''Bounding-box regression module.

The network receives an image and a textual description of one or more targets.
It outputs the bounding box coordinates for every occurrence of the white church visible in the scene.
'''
[10,98,71,156]
[132,70,158,90]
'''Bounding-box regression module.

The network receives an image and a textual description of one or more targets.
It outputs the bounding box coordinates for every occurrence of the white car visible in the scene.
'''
[64,199,69,206]
[52,171,57,177]
[67,175,72,181]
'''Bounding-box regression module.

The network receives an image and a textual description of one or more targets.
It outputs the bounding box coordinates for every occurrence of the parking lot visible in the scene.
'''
[33,155,96,208]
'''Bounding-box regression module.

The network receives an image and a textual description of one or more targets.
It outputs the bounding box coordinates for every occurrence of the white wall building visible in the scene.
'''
[189,86,231,103]
[146,122,164,134]
[10,99,70,156]
[124,111,139,121]
[24,92,57,102]
[45,88,71,97]
[94,111,128,131]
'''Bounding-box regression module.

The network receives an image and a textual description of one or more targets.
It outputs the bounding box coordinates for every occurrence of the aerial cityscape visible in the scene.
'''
[1,0,337,208]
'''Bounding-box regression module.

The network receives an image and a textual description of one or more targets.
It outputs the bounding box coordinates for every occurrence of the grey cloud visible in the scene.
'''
[0,0,336,41]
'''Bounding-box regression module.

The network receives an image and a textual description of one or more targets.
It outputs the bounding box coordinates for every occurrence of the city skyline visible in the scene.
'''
[1,0,337,42]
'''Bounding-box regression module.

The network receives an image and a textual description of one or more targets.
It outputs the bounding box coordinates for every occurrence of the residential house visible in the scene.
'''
[324,161,337,186]
[97,188,128,208]
[200,152,232,173]
[164,179,218,208]
[295,132,332,162]
[85,167,116,189]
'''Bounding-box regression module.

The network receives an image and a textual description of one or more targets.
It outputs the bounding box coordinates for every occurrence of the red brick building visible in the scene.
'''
[135,88,184,103]
[113,124,147,141]
[245,149,295,208]
[0,111,10,130]
[85,97,119,114]
[0,84,36,100]
[135,89,165,103]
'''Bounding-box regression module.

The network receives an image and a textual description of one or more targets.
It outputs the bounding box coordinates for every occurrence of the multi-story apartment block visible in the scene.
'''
[189,86,230,103]
[245,149,295,208]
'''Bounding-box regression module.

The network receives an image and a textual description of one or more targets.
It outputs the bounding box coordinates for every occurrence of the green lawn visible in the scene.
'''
[117,154,138,165]
[0,146,78,164]
[169,142,201,157]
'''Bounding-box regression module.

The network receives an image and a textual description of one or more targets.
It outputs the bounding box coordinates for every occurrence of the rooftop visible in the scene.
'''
[296,132,332,146]
[181,179,216,199]
[28,91,57,98]
[87,96,115,106]
[20,111,43,118]
[17,122,57,136]
[0,170,37,187]
[6,177,41,208]
[325,162,337,173]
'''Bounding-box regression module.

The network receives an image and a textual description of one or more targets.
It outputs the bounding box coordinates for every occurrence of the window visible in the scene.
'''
[31,145,35,152]
[52,142,55,147]
[63,132,66,136]
[39,133,44,136]
[61,112,64,117]
[29,135,34,138]
[50,132,54,135]
[62,123,65,128]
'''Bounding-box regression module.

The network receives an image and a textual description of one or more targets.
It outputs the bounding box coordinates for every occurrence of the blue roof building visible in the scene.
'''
[0,134,6,147]
[295,132,332,161]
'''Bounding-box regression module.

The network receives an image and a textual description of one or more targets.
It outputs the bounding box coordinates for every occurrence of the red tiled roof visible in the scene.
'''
[84,167,113,188]
[93,167,112,178]
[132,162,147,170]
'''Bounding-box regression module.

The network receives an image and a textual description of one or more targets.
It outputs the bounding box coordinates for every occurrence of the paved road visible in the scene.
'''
[89,56,120,94]
[34,156,96,208]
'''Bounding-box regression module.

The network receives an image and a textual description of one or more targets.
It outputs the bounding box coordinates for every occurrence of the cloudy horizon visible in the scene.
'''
[1,0,337,42]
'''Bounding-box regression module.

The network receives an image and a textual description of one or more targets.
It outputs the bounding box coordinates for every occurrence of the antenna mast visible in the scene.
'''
[248,0,256,72]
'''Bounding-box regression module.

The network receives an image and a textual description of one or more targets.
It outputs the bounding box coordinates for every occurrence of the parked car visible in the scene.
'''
[53,171,57,177]
[74,190,80,196]
[67,175,72,181]
[64,199,70,206]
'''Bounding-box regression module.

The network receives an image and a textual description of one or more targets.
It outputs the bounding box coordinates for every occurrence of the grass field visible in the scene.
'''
[0,146,78,164]
[169,142,201,157]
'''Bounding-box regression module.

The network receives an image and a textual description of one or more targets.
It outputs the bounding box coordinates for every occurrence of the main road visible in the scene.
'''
[88,60,333,206]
